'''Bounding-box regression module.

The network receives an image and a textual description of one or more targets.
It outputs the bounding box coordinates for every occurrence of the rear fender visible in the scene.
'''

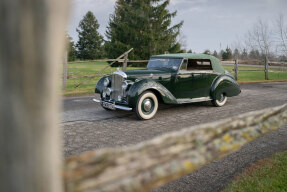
[211,75,241,100]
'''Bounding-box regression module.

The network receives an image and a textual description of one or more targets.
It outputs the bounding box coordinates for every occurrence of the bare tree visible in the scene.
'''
[231,36,243,53]
[231,35,250,59]
[275,14,287,57]
[0,0,69,192]
[245,18,273,58]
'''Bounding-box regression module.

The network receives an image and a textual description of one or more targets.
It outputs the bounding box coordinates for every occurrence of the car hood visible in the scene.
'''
[125,69,172,81]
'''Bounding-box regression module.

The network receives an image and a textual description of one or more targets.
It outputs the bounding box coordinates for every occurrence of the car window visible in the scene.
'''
[147,58,183,71]
[187,59,213,71]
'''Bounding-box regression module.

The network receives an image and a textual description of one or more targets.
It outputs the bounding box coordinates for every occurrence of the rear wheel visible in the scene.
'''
[135,91,158,120]
[212,93,227,107]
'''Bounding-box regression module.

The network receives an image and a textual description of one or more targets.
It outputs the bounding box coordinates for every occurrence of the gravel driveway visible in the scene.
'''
[61,82,287,192]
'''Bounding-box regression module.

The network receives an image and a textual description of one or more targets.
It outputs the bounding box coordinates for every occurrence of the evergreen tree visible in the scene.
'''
[212,50,218,58]
[241,48,248,60]
[187,49,193,53]
[219,50,224,60]
[105,0,183,60]
[76,11,103,60]
[66,34,77,61]
[178,49,187,53]
[203,49,211,55]
[222,47,232,60]
[249,49,261,60]
[233,48,240,59]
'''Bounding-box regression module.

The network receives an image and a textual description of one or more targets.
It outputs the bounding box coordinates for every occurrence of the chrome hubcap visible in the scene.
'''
[143,99,152,112]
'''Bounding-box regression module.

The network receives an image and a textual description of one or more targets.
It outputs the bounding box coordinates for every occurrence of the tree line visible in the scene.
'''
[68,1,287,63]
[202,47,275,61]
[204,15,287,62]
[67,0,183,62]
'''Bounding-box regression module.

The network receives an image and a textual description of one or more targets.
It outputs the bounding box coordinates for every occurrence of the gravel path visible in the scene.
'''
[61,82,287,192]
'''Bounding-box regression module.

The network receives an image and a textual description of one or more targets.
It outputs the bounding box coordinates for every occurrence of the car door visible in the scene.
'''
[172,59,216,99]
[188,59,217,98]
[172,59,195,99]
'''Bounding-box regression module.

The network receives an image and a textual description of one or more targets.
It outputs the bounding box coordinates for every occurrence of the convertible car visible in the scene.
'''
[93,53,241,120]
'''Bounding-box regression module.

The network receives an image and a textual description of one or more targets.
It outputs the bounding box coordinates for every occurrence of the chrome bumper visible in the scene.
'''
[93,98,133,111]
[93,99,101,103]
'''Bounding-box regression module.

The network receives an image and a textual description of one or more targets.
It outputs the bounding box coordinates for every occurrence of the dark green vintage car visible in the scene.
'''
[93,53,241,120]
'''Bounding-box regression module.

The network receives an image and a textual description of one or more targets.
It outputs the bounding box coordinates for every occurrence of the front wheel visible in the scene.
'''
[212,93,227,107]
[135,91,158,120]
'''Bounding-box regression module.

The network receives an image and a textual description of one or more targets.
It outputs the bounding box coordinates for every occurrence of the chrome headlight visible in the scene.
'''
[103,78,110,87]
[122,81,128,90]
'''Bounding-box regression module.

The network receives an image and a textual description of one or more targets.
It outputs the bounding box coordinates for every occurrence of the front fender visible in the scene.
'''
[211,75,241,100]
[127,79,177,108]
[95,75,111,94]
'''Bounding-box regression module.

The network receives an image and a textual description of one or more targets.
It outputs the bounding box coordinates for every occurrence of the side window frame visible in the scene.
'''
[178,59,188,73]
[186,59,213,71]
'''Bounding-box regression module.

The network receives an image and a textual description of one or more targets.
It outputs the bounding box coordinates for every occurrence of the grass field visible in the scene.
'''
[224,151,287,192]
[65,61,143,96]
[64,61,287,96]
[224,65,287,82]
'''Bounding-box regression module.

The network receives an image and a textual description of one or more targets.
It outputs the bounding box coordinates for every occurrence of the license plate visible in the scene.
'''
[102,101,116,110]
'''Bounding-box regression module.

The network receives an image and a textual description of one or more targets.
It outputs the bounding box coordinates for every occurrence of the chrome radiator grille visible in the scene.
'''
[110,74,123,101]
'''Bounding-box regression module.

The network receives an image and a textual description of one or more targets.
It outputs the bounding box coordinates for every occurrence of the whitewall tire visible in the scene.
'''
[135,91,158,120]
[212,93,227,107]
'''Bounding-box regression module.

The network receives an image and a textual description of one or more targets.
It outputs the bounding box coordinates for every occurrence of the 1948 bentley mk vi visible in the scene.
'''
[93,53,241,120]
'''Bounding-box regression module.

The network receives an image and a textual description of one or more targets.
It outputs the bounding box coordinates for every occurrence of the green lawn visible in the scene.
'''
[224,151,287,192]
[64,62,287,96]
[65,61,143,96]
[224,65,287,82]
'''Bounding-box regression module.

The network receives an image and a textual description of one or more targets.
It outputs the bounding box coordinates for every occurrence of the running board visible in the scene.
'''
[177,97,212,104]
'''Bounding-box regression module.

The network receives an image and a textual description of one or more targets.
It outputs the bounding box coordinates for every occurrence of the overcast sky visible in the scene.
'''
[68,0,287,53]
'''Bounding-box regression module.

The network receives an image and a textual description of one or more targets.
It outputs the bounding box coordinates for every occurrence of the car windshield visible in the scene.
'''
[147,58,183,71]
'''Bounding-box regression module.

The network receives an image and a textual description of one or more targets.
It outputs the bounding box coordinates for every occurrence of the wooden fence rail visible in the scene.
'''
[69,59,149,64]
[232,58,287,81]
[64,104,287,192]
[74,48,134,88]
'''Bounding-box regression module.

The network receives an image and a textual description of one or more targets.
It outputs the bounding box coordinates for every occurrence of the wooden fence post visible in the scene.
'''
[265,56,269,80]
[75,48,133,88]
[123,53,128,71]
[234,59,238,81]
[0,0,69,192]
[63,51,68,90]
